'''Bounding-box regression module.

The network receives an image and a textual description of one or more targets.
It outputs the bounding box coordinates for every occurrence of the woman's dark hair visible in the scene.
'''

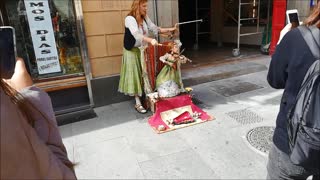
[305,1,320,28]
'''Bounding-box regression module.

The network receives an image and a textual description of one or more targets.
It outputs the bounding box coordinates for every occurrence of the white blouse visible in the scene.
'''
[159,53,172,63]
[125,15,159,47]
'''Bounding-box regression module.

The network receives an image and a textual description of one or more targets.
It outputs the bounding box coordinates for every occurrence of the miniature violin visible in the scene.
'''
[172,49,192,64]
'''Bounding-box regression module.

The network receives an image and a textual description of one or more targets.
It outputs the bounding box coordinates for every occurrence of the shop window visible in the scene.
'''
[2,0,84,80]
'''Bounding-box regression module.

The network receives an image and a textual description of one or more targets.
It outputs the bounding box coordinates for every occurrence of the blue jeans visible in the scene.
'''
[267,144,320,180]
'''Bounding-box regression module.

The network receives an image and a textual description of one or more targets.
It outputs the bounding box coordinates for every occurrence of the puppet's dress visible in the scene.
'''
[156,53,181,90]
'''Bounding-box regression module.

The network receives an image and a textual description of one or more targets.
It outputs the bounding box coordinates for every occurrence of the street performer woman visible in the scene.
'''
[118,0,176,113]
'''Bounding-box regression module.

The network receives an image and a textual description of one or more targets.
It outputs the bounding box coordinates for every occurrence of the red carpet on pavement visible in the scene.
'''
[148,94,215,134]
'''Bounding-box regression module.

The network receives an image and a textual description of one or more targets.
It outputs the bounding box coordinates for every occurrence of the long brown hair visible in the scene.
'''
[305,0,320,28]
[0,79,37,126]
[127,0,148,25]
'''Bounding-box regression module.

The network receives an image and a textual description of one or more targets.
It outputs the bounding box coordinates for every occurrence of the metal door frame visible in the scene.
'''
[73,0,94,108]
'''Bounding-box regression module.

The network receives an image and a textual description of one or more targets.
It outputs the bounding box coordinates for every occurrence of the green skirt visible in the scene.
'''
[118,48,143,96]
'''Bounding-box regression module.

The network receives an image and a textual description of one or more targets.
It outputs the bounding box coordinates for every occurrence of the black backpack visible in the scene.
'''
[287,25,320,168]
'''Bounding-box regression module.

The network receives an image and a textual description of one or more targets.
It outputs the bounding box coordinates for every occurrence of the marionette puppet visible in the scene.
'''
[155,40,192,98]
[147,20,214,133]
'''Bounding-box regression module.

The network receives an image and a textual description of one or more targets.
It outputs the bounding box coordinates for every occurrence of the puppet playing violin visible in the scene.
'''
[155,40,191,98]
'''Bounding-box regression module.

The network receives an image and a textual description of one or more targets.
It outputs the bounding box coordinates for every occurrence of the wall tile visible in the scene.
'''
[83,12,105,35]
[121,0,132,10]
[107,34,124,56]
[91,56,122,77]
[81,0,102,12]
[112,56,122,74]
[104,11,123,34]
[87,36,108,58]
[102,0,122,11]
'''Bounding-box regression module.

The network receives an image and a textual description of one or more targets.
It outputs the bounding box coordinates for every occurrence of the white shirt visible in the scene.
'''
[159,53,172,63]
[125,15,159,47]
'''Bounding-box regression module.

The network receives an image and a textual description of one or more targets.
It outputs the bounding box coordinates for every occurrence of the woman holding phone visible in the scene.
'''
[266,1,320,179]
[0,57,77,179]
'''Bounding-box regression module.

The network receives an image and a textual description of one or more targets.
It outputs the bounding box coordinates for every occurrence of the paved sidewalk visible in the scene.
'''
[59,56,283,179]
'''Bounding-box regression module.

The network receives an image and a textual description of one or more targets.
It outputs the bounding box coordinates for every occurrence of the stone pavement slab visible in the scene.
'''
[74,137,144,179]
[125,122,191,163]
[139,149,219,179]
[182,60,268,87]
[175,112,269,179]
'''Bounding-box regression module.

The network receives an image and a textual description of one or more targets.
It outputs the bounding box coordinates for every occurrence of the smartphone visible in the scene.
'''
[0,26,17,79]
[286,9,300,28]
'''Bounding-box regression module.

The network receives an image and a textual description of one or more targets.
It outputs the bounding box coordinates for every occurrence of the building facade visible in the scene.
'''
[0,0,178,118]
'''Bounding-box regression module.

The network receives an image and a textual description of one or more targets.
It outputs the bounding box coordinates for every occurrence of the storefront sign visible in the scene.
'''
[24,0,61,74]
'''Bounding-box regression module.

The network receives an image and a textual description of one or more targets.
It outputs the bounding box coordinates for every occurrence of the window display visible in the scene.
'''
[4,0,84,80]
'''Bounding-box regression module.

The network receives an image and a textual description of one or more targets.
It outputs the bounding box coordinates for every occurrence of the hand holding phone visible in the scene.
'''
[278,23,293,44]
[6,58,33,91]
[286,9,300,28]
[0,26,33,90]
[0,26,16,79]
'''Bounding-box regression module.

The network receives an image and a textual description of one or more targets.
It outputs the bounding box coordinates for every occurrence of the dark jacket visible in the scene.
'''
[267,27,319,154]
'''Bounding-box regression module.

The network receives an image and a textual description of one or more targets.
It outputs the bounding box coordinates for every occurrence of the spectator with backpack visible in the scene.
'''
[267,1,320,179]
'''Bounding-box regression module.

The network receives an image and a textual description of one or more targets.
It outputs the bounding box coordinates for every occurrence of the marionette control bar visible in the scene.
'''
[177,19,203,26]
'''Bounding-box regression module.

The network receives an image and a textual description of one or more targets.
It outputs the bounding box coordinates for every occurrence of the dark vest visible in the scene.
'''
[124,27,136,50]
[123,18,147,50]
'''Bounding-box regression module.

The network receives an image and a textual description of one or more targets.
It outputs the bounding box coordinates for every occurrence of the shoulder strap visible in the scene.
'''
[298,25,320,59]
[292,26,320,110]
[310,26,320,48]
